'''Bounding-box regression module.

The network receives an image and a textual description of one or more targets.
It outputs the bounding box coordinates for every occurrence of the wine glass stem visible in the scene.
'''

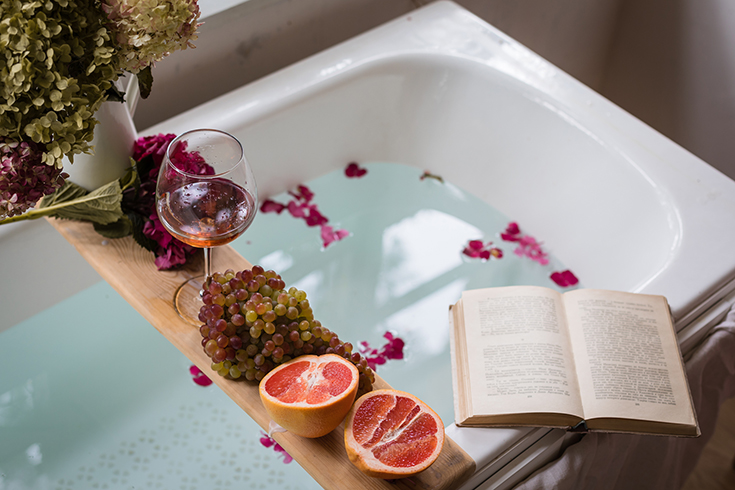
[203,247,213,280]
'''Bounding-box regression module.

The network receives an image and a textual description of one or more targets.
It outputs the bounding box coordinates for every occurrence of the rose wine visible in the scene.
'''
[157,180,256,248]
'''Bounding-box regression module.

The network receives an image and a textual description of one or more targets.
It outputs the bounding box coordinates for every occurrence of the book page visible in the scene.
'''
[460,286,584,419]
[564,290,695,426]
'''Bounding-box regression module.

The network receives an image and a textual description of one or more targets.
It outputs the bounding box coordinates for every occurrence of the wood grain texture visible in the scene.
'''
[48,217,476,490]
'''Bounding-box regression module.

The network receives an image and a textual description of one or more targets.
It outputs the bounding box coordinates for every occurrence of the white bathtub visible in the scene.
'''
[3,1,735,488]
[141,2,735,487]
[146,2,735,328]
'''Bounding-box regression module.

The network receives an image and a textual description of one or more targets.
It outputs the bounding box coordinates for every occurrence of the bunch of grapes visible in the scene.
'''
[197,265,375,393]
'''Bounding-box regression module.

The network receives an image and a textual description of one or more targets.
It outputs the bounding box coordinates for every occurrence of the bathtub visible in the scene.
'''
[3,1,735,489]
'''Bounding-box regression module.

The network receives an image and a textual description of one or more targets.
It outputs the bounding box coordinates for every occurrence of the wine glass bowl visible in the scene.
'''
[156,129,257,325]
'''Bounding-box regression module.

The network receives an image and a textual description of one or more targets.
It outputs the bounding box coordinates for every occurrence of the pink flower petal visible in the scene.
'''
[305,207,328,227]
[359,332,405,370]
[192,374,213,386]
[287,200,308,218]
[261,199,286,214]
[189,365,213,386]
[468,240,484,250]
[345,162,368,178]
[289,185,314,202]
[320,225,349,247]
[505,222,520,235]
[550,270,579,287]
[259,432,293,464]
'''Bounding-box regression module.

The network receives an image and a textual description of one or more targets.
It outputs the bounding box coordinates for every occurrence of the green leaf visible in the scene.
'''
[94,215,132,238]
[137,66,153,99]
[128,211,158,252]
[120,158,140,191]
[34,180,124,224]
[105,84,126,103]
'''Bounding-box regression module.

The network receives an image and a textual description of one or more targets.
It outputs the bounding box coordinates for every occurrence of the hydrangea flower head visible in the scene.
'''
[0,139,67,219]
[101,0,202,72]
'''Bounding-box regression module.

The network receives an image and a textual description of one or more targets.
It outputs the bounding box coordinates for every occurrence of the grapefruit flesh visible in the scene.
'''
[259,354,359,438]
[344,389,445,479]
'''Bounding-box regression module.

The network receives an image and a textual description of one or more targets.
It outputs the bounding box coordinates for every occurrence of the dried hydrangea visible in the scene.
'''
[0,0,120,168]
[101,0,201,73]
[0,138,67,218]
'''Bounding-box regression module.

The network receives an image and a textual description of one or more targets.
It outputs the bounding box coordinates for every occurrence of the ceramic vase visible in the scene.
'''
[63,99,138,191]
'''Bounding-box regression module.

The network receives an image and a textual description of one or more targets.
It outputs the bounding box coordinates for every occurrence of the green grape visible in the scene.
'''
[197,265,376,394]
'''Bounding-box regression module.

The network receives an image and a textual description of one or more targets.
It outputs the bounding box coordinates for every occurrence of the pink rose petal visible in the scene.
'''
[189,365,213,386]
[463,239,503,261]
[261,199,286,214]
[550,270,579,288]
[360,332,405,371]
[345,162,368,178]
[259,432,293,464]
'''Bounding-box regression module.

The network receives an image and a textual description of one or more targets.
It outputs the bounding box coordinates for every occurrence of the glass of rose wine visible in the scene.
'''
[155,129,257,325]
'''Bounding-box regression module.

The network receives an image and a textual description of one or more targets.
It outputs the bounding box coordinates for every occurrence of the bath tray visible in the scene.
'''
[48,217,476,490]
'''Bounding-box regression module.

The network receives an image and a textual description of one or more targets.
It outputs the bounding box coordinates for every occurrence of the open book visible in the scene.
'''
[449,286,699,437]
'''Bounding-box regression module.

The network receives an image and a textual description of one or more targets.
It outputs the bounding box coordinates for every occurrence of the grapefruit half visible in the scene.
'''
[259,354,359,438]
[344,389,445,479]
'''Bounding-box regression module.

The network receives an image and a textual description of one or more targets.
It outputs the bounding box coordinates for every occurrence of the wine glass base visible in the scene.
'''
[174,275,207,326]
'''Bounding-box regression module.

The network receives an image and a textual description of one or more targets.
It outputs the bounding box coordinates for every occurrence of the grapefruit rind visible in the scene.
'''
[259,354,359,438]
[344,389,445,479]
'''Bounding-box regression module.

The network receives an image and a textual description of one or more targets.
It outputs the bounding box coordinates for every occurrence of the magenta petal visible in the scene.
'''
[289,185,314,202]
[505,222,520,235]
[469,240,484,250]
[305,208,328,227]
[345,162,368,178]
[320,225,337,247]
[287,200,308,218]
[259,433,275,448]
[320,225,349,247]
[261,199,286,214]
[550,272,566,287]
[193,375,213,386]
[189,365,201,375]
[462,247,480,258]
[561,270,579,286]
[551,270,578,287]
[479,250,491,260]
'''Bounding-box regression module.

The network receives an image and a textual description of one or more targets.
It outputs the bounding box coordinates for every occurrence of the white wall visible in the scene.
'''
[601,0,735,181]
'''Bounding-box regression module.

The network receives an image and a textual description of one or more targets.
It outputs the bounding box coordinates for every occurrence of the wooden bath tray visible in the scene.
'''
[49,218,476,490]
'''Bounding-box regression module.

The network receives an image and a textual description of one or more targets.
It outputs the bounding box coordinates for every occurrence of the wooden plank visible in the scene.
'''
[48,217,476,490]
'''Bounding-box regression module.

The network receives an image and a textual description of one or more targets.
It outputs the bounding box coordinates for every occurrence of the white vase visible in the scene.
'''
[63,98,138,191]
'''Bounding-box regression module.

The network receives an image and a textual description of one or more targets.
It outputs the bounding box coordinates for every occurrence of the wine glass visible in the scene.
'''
[156,129,258,325]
